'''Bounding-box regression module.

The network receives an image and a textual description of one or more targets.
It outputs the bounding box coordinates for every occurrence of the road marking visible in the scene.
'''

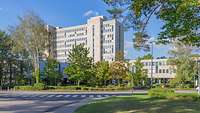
[39,95,46,97]
[89,95,94,98]
[72,95,78,98]
[30,95,38,97]
[56,95,63,97]
[104,95,109,97]
[81,95,86,98]
[64,95,70,98]
[21,95,28,98]
[47,95,55,98]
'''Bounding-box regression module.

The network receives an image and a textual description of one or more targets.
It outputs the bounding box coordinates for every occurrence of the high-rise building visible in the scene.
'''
[53,16,124,63]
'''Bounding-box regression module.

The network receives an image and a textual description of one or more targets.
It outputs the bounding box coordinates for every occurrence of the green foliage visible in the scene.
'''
[109,61,128,86]
[141,54,153,60]
[0,31,13,86]
[35,68,40,84]
[133,58,148,86]
[148,88,175,98]
[149,88,200,101]
[115,51,124,61]
[44,56,61,85]
[33,83,46,90]
[175,93,200,101]
[64,44,93,86]
[94,61,110,86]
[11,11,49,84]
[104,0,200,49]
[168,42,198,87]
[15,85,131,91]
[15,83,46,90]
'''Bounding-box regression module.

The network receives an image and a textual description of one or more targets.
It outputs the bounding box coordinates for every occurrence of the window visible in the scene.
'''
[166,69,169,73]
[159,69,162,73]
[163,69,165,73]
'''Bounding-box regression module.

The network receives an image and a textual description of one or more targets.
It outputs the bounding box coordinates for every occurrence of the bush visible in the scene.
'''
[14,85,132,91]
[148,88,175,98]
[33,83,46,90]
[14,83,46,91]
[174,93,200,101]
[14,86,34,91]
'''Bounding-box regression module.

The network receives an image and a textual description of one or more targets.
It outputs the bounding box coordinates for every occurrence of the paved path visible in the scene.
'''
[0,91,132,113]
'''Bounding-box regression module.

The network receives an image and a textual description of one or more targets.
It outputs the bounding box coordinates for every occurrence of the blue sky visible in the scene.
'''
[0,0,171,59]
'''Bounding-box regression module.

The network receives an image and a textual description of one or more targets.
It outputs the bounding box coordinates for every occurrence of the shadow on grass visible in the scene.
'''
[75,95,200,113]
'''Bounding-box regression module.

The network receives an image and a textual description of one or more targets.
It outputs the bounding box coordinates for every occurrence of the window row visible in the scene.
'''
[65,37,87,43]
[66,32,87,38]
[143,61,167,66]
[64,27,87,33]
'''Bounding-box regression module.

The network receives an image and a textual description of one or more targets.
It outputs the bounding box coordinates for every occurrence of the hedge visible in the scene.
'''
[14,85,131,91]
[148,88,200,101]
[148,88,175,98]
[14,83,46,91]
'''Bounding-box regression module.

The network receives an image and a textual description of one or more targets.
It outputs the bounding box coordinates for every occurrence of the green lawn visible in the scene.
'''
[75,94,200,113]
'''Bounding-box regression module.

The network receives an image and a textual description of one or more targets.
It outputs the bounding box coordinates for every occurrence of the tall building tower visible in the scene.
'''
[55,16,124,63]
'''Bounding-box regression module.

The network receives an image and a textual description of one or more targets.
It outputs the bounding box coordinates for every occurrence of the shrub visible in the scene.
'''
[175,93,200,101]
[148,88,175,98]
[14,86,34,91]
[33,83,46,90]
[14,83,46,91]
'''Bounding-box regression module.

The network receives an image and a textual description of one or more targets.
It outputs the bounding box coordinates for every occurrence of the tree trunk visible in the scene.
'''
[77,80,80,86]
[118,79,120,87]
[9,62,12,89]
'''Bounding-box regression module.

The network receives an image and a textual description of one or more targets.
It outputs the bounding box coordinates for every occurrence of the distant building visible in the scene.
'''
[129,58,177,84]
[47,16,124,63]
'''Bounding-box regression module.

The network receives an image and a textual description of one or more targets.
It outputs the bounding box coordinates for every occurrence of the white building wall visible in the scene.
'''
[129,59,176,79]
[55,16,124,63]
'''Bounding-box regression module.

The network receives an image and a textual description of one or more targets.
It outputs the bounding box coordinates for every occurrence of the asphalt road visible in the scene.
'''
[0,91,133,113]
[0,90,196,113]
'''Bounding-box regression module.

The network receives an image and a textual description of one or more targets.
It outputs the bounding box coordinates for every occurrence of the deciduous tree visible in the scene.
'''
[64,44,93,86]
[10,12,49,84]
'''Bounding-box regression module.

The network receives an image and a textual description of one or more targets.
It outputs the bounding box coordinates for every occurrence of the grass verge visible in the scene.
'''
[75,94,200,113]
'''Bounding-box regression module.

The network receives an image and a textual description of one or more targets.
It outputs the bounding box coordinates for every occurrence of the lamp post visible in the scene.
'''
[197,60,200,94]
[130,65,136,94]
[149,41,154,87]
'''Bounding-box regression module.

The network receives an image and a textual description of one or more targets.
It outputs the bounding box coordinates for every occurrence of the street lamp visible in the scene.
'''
[149,41,154,87]
[197,60,200,94]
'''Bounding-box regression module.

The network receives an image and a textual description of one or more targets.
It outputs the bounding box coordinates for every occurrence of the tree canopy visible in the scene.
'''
[10,12,49,84]
[64,44,93,86]
[104,0,200,50]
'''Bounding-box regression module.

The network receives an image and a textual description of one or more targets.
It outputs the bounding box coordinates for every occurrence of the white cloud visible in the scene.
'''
[83,10,99,17]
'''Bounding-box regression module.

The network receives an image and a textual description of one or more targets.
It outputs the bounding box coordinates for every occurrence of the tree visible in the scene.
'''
[109,61,128,86]
[64,44,93,86]
[104,0,200,49]
[44,56,61,86]
[132,58,147,86]
[168,41,198,87]
[0,31,13,88]
[142,54,153,60]
[10,12,49,84]
[94,61,110,86]
[115,51,124,61]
